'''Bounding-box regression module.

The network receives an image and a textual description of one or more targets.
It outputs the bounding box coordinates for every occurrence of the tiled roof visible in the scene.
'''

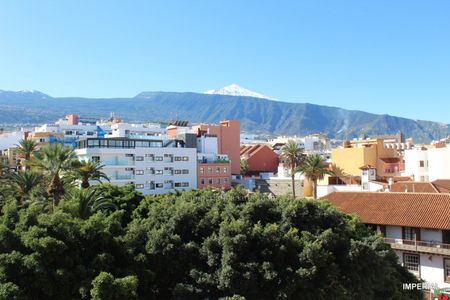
[390,182,439,193]
[323,191,450,229]
[432,180,450,193]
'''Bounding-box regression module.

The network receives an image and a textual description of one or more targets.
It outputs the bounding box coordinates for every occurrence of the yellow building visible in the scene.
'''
[331,138,404,177]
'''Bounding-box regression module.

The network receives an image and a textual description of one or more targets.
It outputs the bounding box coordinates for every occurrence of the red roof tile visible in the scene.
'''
[390,182,439,193]
[323,192,450,230]
[432,180,450,194]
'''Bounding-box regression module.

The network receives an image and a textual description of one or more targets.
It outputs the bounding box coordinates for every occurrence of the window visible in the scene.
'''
[145,167,155,175]
[403,253,420,274]
[182,182,189,187]
[164,154,173,162]
[174,182,182,188]
[216,167,220,173]
[174,169,182,174]
[164,167,173,175]
[200,167,204,174]
[201,178,205,185]
[135,184,144,189]
[145,154,154,161]
[135,170,144,175]
[208,178,213,184]
[65,130,73,135]
[125,154,134,158]
[403,227,417,240]
[208,167,212,173]
[135,156,144,161]
[182,156,189,161]
[224,177,228,184]
[223,167,228,173]
[362,182,369,190]
[445,258,450,283]
[155,170,163,175]
[174,156,182,161]
[155,156,163,161]
[145,181,155,190]
[87,131,94,136]
[155,183,163,188]
[216,178,221,184]
[91,156,100,162]
[419,160,425,167]
[182,169,189,174]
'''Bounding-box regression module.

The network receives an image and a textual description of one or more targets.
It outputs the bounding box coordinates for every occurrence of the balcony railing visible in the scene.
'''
[383,238,450,256]
[102,159,135,166]
[198,159,230,164]
[109,174,135,180]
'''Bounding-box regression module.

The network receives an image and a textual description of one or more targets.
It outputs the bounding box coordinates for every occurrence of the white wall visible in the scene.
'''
[317,185,361,198]
[394,250,450,289]
[197,136,218,154]
[403,148,429,181]
[76,145,197,195]
[420,253,450,288]
[428,147,450,181]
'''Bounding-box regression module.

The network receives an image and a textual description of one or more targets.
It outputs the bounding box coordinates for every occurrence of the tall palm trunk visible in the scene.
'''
[48,175,64,210]
[313,179,317,199]
[291,166,296,199]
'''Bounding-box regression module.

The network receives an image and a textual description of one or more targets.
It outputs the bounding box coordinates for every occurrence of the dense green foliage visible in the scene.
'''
[0,183,423,299]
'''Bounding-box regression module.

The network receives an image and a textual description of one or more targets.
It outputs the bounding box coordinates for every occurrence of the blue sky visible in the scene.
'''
[1,1,449,122]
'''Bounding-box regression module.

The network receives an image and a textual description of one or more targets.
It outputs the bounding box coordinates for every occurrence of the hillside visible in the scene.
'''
[0,90,448,142]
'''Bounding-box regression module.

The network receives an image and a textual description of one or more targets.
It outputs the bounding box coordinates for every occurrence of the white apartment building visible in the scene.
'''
[75,137,197,195]
[107,123,166,139]
[403,146,450,182]
[327,192,450,289]
[32,115,111,147]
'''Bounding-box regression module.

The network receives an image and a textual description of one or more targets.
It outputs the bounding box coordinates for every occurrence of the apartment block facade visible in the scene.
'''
[75,138,197,195]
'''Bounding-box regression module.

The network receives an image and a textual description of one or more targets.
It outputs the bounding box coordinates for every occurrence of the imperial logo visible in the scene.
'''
[402,282,439,290]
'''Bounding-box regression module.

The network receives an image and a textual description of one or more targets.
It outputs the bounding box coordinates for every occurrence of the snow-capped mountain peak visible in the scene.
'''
[204,83,276,100]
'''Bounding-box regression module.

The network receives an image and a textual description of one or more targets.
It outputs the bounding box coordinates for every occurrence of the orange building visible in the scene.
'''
[331,138,404,177]
[192,120,241,174]
[240,144,279,174]
[197,158,232,189]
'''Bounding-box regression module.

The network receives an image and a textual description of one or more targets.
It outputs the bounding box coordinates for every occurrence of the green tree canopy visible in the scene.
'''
[0,185,423,299]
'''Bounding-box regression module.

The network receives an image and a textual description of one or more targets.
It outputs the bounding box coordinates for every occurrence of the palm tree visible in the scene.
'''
[240,158,249,176]
[15,139,37,170]
[31,143,79,210]
[298,154,331,199]
[67,189,116,219]
[8,171,43,204]
[329,163,348,184]
[280,140,303,198]
[70,159,109,188]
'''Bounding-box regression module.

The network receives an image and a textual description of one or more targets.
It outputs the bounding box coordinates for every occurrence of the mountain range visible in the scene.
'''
[0,86,449,143]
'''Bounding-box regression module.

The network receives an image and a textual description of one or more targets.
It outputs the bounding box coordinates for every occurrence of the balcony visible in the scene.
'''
[383,238,450,256]
[110,174,135,180]
[198,159,230,164]
[102,158,134,166]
